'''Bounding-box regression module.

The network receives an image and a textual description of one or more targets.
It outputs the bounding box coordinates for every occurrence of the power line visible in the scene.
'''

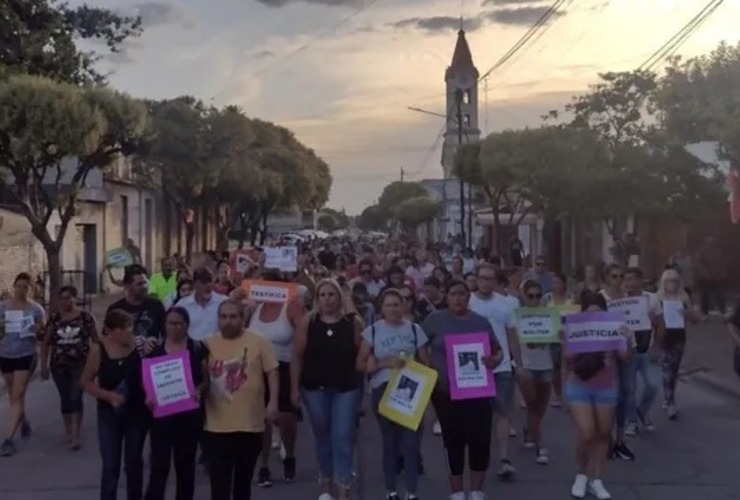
[479,0,570,81]
[250,0,384,78]
[639,0,724,72]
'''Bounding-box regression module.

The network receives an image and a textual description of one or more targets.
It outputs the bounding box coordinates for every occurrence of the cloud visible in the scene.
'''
[482,0,545,5]
[251,50,275,60]
[135,2,194,29]
[390,16,484,34]
[389,3,566,33]
[254,0,361,7]
[484,6,564,26]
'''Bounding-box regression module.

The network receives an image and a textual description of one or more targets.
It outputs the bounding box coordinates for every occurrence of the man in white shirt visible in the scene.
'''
[176,267,227,341]
[468,263,523,481]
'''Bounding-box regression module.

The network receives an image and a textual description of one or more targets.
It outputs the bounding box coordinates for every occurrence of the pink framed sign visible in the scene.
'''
[142,351,199,418]
[444,332,497,400]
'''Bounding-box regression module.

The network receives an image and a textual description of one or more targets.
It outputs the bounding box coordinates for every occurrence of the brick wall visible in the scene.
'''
[0,243,44,297]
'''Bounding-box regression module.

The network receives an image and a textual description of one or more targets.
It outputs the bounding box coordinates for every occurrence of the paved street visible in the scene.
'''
[1,297,739,499]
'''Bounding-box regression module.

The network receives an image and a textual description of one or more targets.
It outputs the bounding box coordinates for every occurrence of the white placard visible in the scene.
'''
[150,357,190,406]
[452,343,487,389]
[662,300,685,329]
[607,296,651,331]
[5,311,35,338]
[385,370,427,417]
[264,246,298,272]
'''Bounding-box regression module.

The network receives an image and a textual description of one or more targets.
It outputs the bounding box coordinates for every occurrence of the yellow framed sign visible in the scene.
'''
[378,360,438,431]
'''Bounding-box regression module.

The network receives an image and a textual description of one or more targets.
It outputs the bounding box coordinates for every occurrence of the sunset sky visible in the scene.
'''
[74,0,740,214]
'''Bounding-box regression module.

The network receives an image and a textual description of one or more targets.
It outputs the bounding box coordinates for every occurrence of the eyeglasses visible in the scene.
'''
[401,295,413,301]
[360,269,372,274]
[535,262,547,267]
[611,274,623,279]
[526,293,543,300]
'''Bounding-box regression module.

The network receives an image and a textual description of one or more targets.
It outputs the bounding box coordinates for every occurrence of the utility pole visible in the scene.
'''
[400,166,405,181]
[455,88,466,247]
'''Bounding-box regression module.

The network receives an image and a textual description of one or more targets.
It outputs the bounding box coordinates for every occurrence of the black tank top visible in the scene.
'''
[97,343,146,416]
[300,314,359,392]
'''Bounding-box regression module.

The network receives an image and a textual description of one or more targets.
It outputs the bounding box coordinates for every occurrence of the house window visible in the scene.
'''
[120,195,129,244]
[463,114,471,127]
[463,89,471,104]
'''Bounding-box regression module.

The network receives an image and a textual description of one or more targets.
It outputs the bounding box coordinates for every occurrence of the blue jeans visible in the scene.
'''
[627,351,660,423]
[301,387,361,487]
[98,407,147,500]
[615,357,632,433]
[371,384,423,495]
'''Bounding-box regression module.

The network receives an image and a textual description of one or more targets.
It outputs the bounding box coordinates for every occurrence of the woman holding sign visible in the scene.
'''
[515,280,555,465]
[421,280,502,500]
[0,272,46,457]
[144,307,207,500]
[564,294,631,500]
[356,288,431,500]
[657,268,702,420]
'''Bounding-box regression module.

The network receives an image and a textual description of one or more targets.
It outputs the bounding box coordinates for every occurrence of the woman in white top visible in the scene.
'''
[247,269,305,487]
[544,273,573,408]
[516,280,554,465]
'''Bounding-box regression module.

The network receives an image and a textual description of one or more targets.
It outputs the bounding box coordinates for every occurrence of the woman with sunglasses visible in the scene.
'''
[565,293,631,499]
[422,279,502,500]
[516,280,554,465]
[598,264,636,462]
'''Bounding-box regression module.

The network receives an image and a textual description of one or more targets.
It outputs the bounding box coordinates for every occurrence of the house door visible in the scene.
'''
[82,225,98,293]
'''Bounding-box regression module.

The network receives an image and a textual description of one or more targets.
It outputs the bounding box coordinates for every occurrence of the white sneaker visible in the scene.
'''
[624,422,638,436]
[449,492,466,500]
[535,447,549,465]
[588,479,612,499]
[271,431,281,450]
[469,491,486,500]
[433,421,442,435]
[318,494,335,500]
[570,473,588,498]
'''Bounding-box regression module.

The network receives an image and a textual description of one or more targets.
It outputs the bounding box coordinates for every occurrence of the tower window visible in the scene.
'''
[463,89,471,104]
[464,114,471,127]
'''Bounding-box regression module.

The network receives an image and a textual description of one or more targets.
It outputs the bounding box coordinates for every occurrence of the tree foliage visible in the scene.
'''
[655,41,740,163]
[0,74,148,299]
[318,208,350,231]
[358,205,386,232]
[1,0,142,84]
[140,97,332,254]
[395,196,441,230]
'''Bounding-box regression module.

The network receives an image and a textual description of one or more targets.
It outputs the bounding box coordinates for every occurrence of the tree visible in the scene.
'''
[655,41,740,162]
[140,97,216,260]
[358,205,386,231]
[0,74,148,304]
[1,0,142,84]
[395,196,441,230]
[318,208,350,231]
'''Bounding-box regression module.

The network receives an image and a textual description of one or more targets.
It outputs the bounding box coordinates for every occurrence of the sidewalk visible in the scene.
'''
[680,318,740,401]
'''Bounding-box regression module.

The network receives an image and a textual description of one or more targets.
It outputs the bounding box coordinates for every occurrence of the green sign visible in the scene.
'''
[515,307,560,344]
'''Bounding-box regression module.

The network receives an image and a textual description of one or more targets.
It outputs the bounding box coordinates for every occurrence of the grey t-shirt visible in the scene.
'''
[422,309,500,393]
[0,300,45,359]
[361,319,428,389]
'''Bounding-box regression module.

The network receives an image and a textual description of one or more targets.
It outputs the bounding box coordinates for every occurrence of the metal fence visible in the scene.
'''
[39,270,93,311]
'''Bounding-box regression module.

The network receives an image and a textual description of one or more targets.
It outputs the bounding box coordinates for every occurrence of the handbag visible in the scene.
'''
[572,352,606,381]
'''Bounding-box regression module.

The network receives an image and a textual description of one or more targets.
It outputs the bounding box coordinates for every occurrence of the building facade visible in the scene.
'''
[0,156,177,298]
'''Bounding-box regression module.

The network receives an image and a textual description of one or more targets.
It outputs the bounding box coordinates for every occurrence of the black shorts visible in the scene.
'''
[264,362,295,413]
[0,355,35,374]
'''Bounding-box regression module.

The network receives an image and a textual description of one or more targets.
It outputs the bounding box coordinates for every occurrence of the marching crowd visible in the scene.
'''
[0,236,732,500]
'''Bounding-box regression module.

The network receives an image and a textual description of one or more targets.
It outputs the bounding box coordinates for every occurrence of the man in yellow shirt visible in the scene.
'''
[148,257,177,302]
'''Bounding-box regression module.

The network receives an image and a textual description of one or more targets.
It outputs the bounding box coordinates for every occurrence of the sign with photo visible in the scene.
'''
[444,332,497,400]
[104,247,133,268]
[378,360,437,431]
[264,246,298,272]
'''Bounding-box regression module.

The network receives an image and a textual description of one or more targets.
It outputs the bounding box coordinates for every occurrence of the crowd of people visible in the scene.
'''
[0,236,731,500]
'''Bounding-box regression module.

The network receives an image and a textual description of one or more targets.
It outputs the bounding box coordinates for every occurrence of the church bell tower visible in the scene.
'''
[441,23,481,178]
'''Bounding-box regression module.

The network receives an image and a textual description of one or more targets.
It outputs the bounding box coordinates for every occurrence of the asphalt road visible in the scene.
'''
[1,366,739,500]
